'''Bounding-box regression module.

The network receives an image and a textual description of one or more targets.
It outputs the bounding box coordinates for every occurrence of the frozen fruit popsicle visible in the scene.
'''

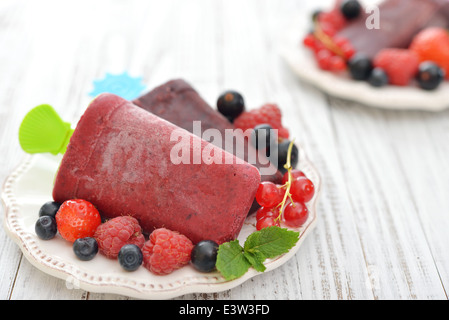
[52,93,261,244]
[336,0,449,59]
[132,79,283,190]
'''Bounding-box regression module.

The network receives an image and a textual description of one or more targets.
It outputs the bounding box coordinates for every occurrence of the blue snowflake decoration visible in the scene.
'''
[89,72,146,100]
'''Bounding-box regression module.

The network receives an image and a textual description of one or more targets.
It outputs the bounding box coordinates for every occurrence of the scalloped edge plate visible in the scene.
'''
[279,14,449,111]
[1,146,320,300]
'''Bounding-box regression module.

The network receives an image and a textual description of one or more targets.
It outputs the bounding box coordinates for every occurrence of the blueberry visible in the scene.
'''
[35,216,57,240]
[191,240,219,273]
[417,62,445,91]
[217,90,245,122]
[73,237,98,261]
[341,0,362,20]
[277,140,299,174]
[251,124,277,157]
[38,201,61,218]
[118,244,143,271]
[368,68,389,87]
[348,54,373,81]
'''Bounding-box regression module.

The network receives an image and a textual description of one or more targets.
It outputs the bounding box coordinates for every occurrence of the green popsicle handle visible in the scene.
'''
[18,104,74,155]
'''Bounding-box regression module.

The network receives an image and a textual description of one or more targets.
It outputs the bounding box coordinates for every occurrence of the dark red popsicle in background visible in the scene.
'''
[336,0,449,59]
[132,79,283,213]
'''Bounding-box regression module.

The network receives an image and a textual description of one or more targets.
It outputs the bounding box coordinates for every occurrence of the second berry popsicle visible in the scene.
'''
[132,79,283,189]
[336,0,449,59]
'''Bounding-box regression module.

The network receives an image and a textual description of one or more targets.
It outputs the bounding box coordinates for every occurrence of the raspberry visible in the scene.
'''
[409,27,449,80]
[142,228,193,275]
[277,127,290,141]
[373,49,419,86]
[233,103,289,139]
[55,199,102,243]
[94,216,145,259]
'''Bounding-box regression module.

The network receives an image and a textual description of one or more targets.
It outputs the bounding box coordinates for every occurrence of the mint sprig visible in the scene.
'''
[215,226,299,281]
[215,240,252,280]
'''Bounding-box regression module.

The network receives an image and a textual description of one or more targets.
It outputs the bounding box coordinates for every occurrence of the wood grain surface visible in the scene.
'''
[1,0,448,300]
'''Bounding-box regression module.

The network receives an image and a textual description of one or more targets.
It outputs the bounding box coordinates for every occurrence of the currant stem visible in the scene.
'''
[313,21,345,58]
[275,139,296,222]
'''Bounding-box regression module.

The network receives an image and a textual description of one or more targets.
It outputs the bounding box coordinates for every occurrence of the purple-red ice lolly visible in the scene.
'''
[52,93,261,244]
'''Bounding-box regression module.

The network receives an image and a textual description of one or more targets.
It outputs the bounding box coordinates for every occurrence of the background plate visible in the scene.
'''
[280,15,449,111]
[2,148,320,300]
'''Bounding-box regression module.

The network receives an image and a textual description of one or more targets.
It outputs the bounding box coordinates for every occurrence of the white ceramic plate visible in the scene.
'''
[1,148,320,300]
[279,15,449,111]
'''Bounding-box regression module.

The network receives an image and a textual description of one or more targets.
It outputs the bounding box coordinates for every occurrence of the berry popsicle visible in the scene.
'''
[52,93,261,244]
[132,79,283,189]
[336,0,449,59]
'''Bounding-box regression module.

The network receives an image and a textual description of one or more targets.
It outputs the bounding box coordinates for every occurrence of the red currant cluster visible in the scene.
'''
[303,4,357,72]
[254,169,315,230]
[318,7,347,37]
[303,34,348,72]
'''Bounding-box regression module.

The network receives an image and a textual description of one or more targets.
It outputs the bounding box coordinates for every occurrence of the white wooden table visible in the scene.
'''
[1,0,449,300]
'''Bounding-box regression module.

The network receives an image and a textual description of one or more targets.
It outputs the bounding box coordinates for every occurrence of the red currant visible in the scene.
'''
[334,36,349,48]
[312,40,326,54]
[303,33,317,49]
[282,169,306,184]
[318,9,347,32]
[255,182,284,208]
[256,216,280,231]
[340,41,356,60]
[316,49,333,70]
[290,177,315,203]
[283,201,308,228]
[256,206,278,221]
[320,22,338,37]
[329,55,347,71]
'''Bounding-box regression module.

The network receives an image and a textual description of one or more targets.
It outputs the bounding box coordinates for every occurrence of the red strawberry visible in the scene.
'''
[55,199,102,243]
[373,49,419,86]
[410,27,449,79]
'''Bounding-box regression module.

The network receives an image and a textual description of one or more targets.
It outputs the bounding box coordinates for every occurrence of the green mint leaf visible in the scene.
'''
[244,226,299,259]
[215,240,251,281]
[215,227,300,281]
[243,251,266,272]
